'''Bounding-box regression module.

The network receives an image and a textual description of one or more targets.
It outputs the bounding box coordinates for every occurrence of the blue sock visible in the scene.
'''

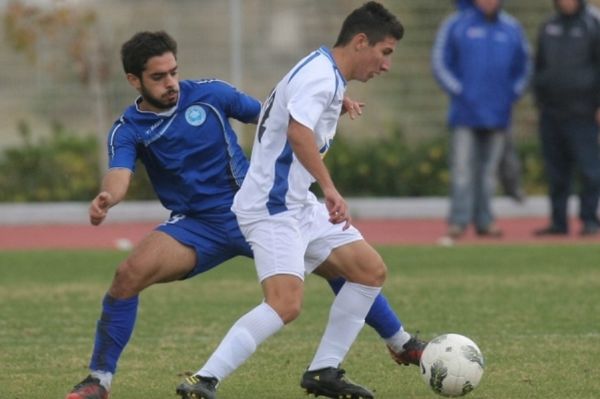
[89,294,139,374]
[327,277,401,339]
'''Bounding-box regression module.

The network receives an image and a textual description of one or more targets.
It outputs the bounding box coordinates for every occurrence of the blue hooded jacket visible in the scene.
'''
[432,1,531,129]
[456,0,474,11]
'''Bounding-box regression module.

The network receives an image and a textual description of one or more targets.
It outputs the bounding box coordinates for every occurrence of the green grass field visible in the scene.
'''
[1,245,599,399]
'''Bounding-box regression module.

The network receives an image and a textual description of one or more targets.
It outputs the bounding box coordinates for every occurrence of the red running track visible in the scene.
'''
[1,217,599,250]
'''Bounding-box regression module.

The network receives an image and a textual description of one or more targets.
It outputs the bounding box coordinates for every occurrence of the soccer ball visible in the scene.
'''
[419,333,484,397]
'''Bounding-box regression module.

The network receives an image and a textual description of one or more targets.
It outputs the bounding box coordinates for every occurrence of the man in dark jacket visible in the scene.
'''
[534,0,600,236]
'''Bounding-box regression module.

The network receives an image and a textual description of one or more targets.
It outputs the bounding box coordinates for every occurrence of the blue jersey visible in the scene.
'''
[107,79,261,216]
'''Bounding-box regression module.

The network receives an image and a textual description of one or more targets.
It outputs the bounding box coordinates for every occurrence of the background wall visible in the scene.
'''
[1,0,598,151]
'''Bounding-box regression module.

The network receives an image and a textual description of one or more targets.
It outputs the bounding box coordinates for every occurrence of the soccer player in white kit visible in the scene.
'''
[176,2,405,398]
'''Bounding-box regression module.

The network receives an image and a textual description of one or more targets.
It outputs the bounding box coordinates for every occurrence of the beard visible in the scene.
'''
[140,84,179,110]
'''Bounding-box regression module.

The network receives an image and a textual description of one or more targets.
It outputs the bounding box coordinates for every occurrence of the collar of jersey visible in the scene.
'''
[318,46,347,86]
[134,95,178,117]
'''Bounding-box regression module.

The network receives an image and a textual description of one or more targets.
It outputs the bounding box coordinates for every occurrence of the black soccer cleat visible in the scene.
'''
[388,334,428,366]
[176,374,218,399]
[300,367,374,399]
[65,375,108,399]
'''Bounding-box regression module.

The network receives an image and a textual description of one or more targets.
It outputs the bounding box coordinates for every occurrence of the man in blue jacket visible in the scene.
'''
[533,0,600,236]
[432,0,530,239]
[456,0,474,10]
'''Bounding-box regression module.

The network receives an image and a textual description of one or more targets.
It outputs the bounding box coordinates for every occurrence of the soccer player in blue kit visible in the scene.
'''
[65,29,424,399]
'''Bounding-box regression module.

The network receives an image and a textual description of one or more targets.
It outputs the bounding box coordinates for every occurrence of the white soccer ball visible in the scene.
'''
[419,333,484,397]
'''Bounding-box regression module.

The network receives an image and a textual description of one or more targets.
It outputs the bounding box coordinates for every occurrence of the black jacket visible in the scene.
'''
[534,1,600,118]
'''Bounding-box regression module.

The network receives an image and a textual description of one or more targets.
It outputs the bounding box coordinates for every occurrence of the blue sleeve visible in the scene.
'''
[432,13,463,96]
[511,24,532,100]
[214,81,261,123]
[107,121,138,172]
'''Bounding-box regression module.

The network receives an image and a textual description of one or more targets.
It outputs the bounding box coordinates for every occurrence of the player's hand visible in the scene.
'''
[342,96,365,120]
[323,187,352,230]
[89,191,112,226]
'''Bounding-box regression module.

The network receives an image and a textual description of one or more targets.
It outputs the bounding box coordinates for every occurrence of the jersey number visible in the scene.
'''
[257,88,276,143]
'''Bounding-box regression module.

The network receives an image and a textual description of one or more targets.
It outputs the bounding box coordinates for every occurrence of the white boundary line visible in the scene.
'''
[0,196,565,225]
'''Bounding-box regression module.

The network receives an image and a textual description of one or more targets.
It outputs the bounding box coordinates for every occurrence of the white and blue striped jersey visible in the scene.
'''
[232,46,347,220]
[107,79,261,216]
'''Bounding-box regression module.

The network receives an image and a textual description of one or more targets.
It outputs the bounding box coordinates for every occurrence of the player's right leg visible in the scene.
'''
[66,230,197,399]
[176,275,296,399]
[177,214,304,398]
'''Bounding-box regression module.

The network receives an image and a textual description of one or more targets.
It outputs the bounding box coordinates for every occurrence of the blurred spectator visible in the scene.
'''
[456,0,474,10]
[432,0,530,239]
[533,0,600,236]
[455,0,527,204]
[498,131,526,202]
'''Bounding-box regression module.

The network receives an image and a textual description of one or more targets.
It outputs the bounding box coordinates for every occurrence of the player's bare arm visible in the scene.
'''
[287,118,351,229]
[89,168,133,226]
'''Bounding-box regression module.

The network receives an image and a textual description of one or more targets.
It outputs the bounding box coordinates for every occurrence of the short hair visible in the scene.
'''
[120,31,178,77]
[334,1,404,47]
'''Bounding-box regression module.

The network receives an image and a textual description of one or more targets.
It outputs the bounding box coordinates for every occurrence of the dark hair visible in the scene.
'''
[334,1,404,47]
[120,31,178,77]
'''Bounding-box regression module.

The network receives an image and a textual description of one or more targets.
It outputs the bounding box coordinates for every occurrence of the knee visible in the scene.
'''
[266,293,303,324]
[582,168,600,187]
[452,170,471,189]
[109,258,147,299]
[279,303,302,324]
[366,258,387,287]
[350,255,387,287]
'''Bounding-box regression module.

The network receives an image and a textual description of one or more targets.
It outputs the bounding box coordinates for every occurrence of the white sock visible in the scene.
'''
[90,370,112,391]
[308,282,381,371]
[384,328,411,353]
[197,302,284,381]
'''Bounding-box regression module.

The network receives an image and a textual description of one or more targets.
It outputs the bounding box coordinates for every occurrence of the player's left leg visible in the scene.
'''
[177,212,304,398]
[308,204,426,368]
[302,238,383,398]
[324,275,424,366]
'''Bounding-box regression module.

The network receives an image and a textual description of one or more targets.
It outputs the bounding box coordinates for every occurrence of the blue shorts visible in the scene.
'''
[156,211,253,279]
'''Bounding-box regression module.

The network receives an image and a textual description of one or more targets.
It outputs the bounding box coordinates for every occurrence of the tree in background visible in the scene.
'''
[3,0,111,175]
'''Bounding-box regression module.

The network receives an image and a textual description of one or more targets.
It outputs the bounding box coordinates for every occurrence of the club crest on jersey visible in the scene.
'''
[185,105,207,126]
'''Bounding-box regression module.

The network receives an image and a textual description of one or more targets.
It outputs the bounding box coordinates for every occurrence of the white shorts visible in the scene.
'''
[237,203,363,282]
